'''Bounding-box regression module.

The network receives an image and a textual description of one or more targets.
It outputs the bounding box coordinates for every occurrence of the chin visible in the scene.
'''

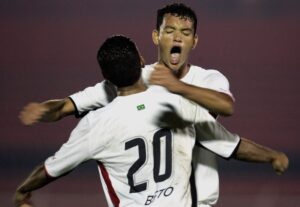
[163,61,182,72]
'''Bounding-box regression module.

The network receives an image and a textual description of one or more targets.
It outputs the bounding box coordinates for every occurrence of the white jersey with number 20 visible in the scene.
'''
[45,86,239,207]
[69,64,240,206]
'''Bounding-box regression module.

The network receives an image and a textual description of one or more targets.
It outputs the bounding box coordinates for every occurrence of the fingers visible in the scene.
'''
[150,64,173,83]
[19,204,33,207]
[13,191,33,207]
[272,152,289,175]
[19,103,48,126]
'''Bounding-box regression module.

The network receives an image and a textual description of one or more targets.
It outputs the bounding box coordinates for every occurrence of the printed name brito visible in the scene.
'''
[144,186,174,205]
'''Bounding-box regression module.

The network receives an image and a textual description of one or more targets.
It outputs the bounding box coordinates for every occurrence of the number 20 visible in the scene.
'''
[125,129,172,193]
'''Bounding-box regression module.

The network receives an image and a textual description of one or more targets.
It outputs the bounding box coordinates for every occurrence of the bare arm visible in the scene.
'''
[19,98,75,125]
[149,64,234,116]
[234,137,289,175]
[173,82,234,116]
[13,165,57,207]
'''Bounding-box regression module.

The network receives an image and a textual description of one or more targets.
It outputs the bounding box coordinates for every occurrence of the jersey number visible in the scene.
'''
[125,129,172,193]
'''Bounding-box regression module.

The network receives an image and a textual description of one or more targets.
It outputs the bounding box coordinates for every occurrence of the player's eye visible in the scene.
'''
[182,30,192,36]
[164,27,175,34]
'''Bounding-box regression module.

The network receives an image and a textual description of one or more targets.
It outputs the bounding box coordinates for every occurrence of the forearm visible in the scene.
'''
[16,165,55,193]
[40,98,75,122]
[174,82,234,116]
[234,137,276,163]
[14,165,56,206]
[234,137,289,174]
[19,98,76,125]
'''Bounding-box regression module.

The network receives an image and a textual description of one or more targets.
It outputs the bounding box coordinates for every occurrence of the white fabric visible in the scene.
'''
[45,86,238,206]
[143,64,239,206]
[70,80,117,116]
[68,64,240,206]
[179,65,237,206]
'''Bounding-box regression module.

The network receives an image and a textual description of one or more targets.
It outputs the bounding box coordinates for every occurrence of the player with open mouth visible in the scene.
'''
[152,13,198,79]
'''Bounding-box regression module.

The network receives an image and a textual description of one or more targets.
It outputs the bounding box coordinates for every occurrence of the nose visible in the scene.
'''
[173,31,182,42]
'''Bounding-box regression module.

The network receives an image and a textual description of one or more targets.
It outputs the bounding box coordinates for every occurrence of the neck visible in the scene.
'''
[174,63,190,79]
[118,78,147,96]
[158,61,190,79]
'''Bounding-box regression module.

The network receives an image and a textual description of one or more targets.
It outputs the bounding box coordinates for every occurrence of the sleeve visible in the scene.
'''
[44,117,92,177]
[203,70,234,101]
[69,81,117,116]
[193,105,240,158]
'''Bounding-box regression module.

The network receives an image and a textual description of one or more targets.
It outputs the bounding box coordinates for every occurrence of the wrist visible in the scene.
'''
[14,191,32,207]
[171,81,188,94]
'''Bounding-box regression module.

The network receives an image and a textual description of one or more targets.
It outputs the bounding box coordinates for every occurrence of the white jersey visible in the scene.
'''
[175,65,236,206]
[45,86,239,207]
[70,64,240,206]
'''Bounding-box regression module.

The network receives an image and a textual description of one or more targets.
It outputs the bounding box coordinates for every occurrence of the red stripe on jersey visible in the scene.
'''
[98,161,120,207]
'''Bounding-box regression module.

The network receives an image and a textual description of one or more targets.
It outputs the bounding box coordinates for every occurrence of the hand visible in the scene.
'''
[19,102,48,126]
[19,204,32,207]
[272,152,289,175]
[149,63,184,93]
[13,191,33,207]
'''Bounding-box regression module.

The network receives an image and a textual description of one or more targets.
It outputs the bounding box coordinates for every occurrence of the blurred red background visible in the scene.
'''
[1,0,299,206]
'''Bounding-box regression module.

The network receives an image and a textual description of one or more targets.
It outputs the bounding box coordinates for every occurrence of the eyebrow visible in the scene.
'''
[163,25,193,30]
[164,26,176,30]
[181,28,193,32]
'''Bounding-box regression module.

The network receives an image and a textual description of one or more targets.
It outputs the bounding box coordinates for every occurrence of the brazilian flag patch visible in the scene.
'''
[137,104,145,111]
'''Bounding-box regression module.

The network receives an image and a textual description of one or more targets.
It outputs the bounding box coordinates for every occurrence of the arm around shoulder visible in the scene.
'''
[19,97,76,125]
[13,164,56,207]
[175,83,234,116]
[234,137,289,175]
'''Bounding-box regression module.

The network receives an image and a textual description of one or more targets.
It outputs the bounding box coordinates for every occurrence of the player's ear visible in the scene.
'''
[192,34,198,49]
[152,29,159,46]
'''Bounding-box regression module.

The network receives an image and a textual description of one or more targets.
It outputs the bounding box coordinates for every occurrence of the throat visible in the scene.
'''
[175,64,190,79]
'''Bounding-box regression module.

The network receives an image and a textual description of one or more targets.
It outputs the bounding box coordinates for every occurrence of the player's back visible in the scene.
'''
[85,86,197,206]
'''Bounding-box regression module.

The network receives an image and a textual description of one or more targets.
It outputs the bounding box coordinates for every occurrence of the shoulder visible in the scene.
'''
[190,65,227,79]
[188,65,229,86]
[77,104,117,141]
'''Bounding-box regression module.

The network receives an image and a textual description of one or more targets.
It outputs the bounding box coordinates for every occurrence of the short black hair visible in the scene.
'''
[156,3,197,34]
[97,35,142,87]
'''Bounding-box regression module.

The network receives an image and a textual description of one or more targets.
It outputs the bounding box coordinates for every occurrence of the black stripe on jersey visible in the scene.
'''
[195,137,241,160]
[68,97,89,118]
[227,138,242,159]
[190,164,197,207]
[68,97,81,118]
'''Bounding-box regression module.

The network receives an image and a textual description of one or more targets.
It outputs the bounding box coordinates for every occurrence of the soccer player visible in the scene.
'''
[15,35,243,207]
[19,3,289,207]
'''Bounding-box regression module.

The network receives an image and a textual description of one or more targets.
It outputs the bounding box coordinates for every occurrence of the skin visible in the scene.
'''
[13,137,289,206]
[19,98,74,125]
[16,11,289,207]
[14,78,289,207]
[152,14,198,77]
[18,14,233,125]
[150,14,233,116]
[14,165,56,207]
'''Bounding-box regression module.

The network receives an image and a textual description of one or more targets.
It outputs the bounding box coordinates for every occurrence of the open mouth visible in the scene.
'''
[170,46,181,65]
[170,46,181,54]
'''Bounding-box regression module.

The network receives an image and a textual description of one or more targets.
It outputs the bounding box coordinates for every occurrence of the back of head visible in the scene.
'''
[97,35,142,87]
[156,3,197,34]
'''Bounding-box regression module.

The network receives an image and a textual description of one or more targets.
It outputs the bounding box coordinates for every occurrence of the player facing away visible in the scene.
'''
[18,3,289,207]
[14,35,243,207]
